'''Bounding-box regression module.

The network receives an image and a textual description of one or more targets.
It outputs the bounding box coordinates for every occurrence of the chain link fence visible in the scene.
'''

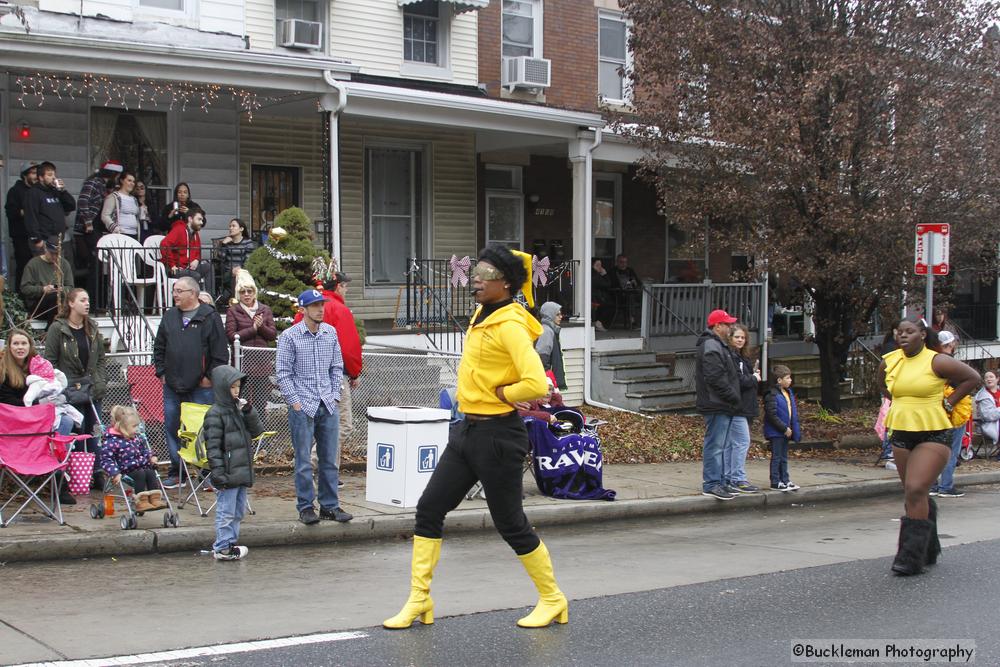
[98,349,460,463]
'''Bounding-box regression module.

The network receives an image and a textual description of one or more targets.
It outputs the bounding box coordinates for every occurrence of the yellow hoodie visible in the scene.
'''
[457,302,548,415]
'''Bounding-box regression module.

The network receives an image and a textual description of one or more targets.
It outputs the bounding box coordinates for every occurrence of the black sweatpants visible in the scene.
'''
[415,413,540,555]
[126,467,160,493]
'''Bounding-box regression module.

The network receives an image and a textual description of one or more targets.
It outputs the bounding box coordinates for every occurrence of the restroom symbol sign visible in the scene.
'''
[376,443,394,472]
[417,446,438,472]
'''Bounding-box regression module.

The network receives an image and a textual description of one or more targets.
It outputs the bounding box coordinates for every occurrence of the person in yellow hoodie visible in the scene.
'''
[384,245,566,631]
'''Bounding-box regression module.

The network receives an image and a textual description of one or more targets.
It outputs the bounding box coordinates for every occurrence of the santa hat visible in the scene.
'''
[29,356,55,382]
[100,160,124,174]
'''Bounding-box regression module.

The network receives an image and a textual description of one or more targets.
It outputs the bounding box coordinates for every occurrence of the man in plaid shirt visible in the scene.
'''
[276,289,353,525]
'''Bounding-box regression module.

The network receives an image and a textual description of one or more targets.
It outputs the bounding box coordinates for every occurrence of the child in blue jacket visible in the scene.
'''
[763,364,801,491]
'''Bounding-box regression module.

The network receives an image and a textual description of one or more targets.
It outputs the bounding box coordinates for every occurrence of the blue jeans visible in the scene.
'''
[56,414,75,436]
[723,416,751,485]
[880,433,893,460]
[702,414,733,492]
[163,384,214,477]
[289,402,340,512]
[932,426,964,493]
[213,486,247,552]
[769,436,790,486]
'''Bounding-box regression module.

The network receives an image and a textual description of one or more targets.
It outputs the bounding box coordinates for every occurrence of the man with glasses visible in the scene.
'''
[154,276,229,488]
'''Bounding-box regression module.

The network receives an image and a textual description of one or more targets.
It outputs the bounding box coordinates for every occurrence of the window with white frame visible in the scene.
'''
[276,0,324,37]
[139,0,183,10]
[484,165,523,249]
[404,1,443,65]
[502,0,542,58]
[366,146,426,285]
[593,173,621,260]
[599,12,630,103]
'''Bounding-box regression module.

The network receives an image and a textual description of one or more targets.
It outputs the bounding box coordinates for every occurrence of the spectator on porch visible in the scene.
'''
[133,180,152,239]
[217,218,257,305]
[73,161,122,290]
[931,308,958,338]
[161,205,213,293]
[20,237,74,325]
[591,259,615,332]
[611,254,642,290]
[100,170,141,239]
[5,161,38,289]
[24,162,76,255]
[158,182,200,235]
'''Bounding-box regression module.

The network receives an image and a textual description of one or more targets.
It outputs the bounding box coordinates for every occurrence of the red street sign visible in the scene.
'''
[914,223,950,276]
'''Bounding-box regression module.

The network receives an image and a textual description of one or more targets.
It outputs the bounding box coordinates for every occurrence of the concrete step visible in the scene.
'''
[771,355,821,373]
[598,361,673,379]
[627,387,698,411]
[642,401,699,415]
[612,375,685,393]
[593,350,658,366]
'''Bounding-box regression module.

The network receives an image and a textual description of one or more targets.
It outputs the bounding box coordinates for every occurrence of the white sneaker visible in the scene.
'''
[884,460,897,471]
[213,545,248,561]
[594,321,607,332]
[785,481,800,491]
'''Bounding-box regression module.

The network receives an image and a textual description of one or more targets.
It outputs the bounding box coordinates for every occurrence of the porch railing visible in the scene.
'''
[640,282,765,338]
[96,244,157,352]
[404,258,477,355]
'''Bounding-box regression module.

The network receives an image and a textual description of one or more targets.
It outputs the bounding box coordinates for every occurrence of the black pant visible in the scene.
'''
[11,236,32,290]
[594,302,615,328]
[26,292,60,325]
[126,467,160,493]
[415,413,539,555]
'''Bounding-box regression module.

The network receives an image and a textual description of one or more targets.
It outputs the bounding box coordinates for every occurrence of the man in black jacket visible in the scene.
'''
[153,276,229,488]
[23,162,76,254]
[5,161,38,287]
[695,309,741,500]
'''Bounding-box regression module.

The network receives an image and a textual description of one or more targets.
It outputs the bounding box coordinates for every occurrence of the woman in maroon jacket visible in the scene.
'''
[225,271,277,412]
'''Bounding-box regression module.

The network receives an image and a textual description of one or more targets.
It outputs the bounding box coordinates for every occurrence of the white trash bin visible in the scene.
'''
[366,406,451,507]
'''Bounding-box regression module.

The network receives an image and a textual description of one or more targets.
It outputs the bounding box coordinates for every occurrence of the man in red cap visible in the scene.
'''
[696,308,741,500]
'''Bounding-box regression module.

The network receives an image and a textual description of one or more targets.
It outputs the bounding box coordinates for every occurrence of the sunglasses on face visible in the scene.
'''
[471,263,504,281]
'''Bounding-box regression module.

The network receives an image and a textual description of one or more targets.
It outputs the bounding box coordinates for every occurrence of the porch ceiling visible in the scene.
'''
[0,30,357,93]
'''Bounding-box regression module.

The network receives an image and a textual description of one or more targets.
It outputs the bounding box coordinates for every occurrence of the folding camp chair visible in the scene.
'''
[177,402,213,515]
[0,404,89,527]
[177,402,277,517]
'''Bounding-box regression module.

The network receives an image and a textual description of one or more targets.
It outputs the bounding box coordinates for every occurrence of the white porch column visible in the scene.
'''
[569,136,591,320]
[319,77,347,263]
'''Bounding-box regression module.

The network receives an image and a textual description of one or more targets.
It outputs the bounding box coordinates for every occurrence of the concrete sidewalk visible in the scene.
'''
[2,458,998,563]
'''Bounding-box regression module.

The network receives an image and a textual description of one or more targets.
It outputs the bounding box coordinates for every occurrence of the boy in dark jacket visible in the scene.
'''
[763,364,801,491]
[204,365,264,561]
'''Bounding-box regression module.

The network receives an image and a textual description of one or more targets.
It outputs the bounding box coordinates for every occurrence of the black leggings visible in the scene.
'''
[415,413,539,555]
[126,467,160,493]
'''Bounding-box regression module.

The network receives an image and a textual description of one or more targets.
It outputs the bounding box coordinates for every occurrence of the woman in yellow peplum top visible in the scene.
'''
[877,316,979,576]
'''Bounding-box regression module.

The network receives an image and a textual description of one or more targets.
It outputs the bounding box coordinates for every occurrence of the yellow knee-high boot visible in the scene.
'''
[383,536,442,629]
[516,541,568,628]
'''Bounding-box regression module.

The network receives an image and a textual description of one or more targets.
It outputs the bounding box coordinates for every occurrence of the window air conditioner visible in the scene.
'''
[502,56,551,92]
[279,19,322,50]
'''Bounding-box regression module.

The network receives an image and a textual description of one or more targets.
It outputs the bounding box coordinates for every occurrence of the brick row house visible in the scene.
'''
[1,0,766,409]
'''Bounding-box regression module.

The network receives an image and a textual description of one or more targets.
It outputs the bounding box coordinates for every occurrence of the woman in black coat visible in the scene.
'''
[724,323,762,493]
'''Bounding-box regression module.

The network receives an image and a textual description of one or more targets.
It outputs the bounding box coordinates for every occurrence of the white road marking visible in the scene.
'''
[9,631,369,667]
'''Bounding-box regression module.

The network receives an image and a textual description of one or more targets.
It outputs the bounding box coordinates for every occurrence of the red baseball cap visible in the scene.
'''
[707,309,738,327]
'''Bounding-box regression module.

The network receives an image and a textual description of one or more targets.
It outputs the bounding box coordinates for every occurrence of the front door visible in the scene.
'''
[250,165,300,235]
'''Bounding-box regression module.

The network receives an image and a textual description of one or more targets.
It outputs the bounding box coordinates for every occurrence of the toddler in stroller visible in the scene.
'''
[99,406,168,512]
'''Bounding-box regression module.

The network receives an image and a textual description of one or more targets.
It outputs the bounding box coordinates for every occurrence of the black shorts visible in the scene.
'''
[889,429,952,450]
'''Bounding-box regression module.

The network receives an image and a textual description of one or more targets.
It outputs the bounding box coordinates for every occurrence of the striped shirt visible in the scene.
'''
[275,321,343,418]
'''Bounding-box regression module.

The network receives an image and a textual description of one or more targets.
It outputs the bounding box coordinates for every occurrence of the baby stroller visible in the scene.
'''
[525,409,615,501]
[87,406,180,530]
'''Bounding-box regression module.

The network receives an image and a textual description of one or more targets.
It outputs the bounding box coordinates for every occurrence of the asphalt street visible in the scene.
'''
[2,485,998,666]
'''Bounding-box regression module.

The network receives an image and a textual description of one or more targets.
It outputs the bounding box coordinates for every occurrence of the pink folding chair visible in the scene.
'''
[0,404,89,526]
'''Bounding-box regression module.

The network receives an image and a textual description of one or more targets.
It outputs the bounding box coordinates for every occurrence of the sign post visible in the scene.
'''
[914,223,951,320]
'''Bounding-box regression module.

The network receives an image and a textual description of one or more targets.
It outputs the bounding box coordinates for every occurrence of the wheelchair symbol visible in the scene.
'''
[417,446,437,473]
[376,444,394,471]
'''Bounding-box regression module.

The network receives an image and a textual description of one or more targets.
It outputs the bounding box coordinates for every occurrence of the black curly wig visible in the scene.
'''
[478,244,527,293]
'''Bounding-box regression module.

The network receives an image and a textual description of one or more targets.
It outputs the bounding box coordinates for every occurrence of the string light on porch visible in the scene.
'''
[13,73,271,120]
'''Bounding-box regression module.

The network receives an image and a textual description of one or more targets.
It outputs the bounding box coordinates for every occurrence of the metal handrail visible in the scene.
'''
[102,247,157,352]
[950,320,997,361]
